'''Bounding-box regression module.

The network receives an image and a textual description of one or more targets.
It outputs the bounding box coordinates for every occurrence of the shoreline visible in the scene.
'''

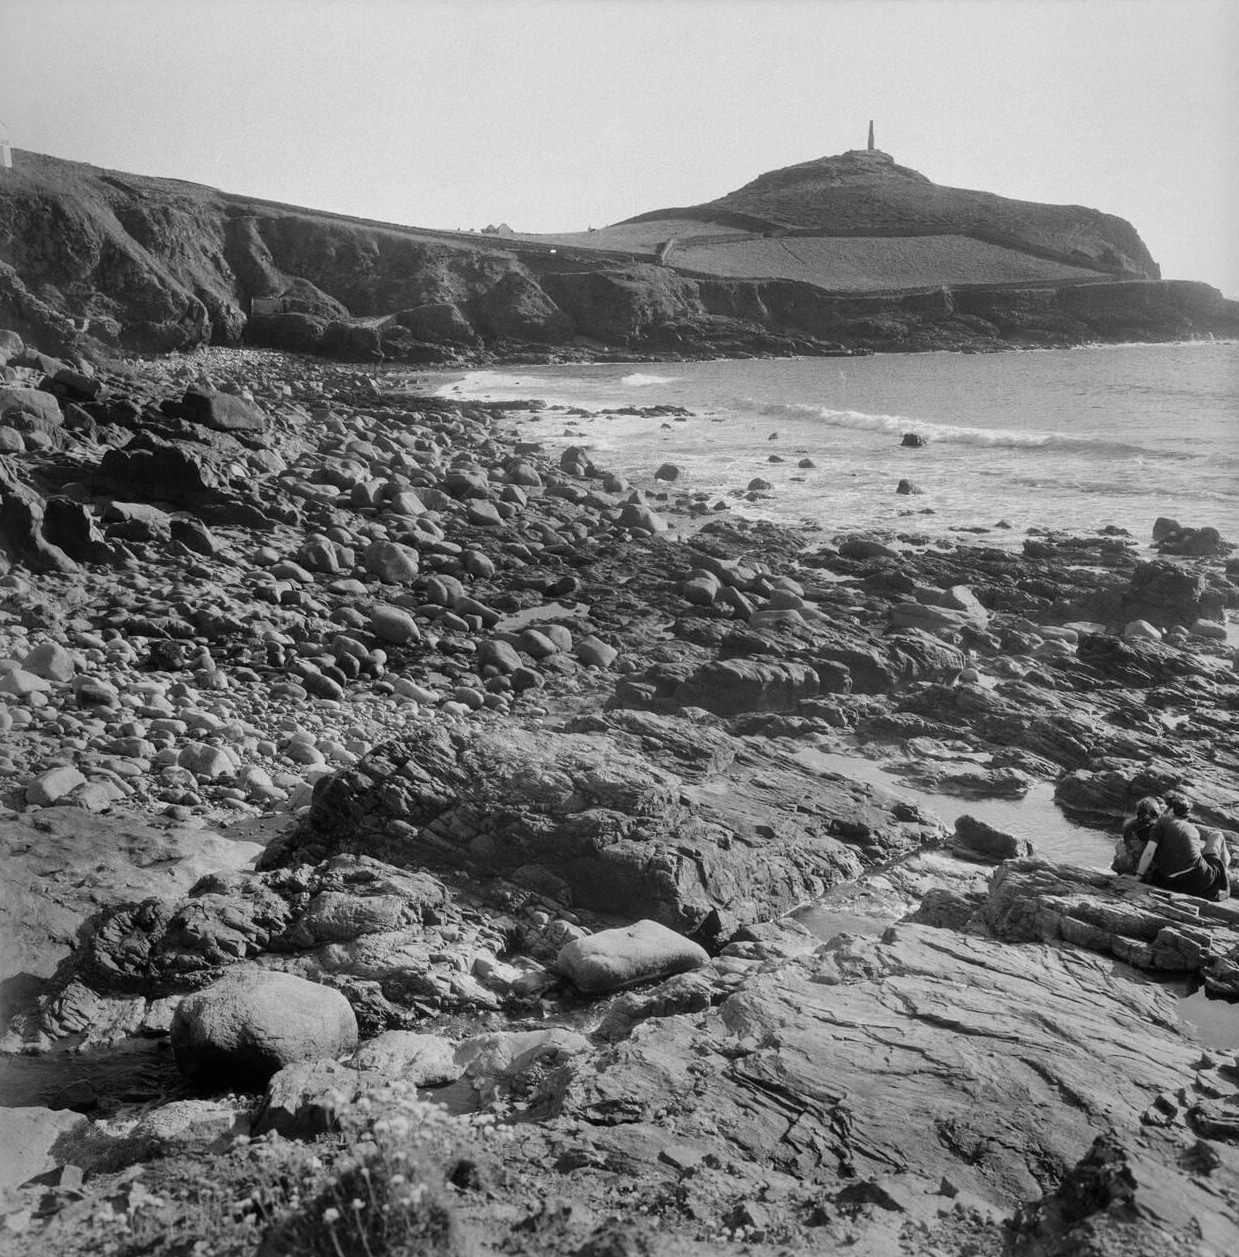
[419,343,1239,552]
[2,338,1239,1251]
[386,330,1239,382]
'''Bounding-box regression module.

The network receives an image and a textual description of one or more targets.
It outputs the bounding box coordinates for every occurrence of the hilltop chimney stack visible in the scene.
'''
[867,121,875,151]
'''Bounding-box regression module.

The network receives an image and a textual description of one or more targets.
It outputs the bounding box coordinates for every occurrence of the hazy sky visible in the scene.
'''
[3,0,1236,296]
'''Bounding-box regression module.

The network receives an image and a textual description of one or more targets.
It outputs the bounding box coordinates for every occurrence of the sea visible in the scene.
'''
[427,340,1239,550]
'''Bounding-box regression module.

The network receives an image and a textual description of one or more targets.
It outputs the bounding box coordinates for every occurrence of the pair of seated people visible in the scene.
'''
[1127,792,1233,901]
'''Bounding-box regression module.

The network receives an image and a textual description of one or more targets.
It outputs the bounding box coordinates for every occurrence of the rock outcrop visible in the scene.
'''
[538,922,1239,1249]
[272,713,945,935]
[984,858,1239,995]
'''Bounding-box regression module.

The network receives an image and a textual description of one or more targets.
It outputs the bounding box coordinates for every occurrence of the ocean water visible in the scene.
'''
[429,341,1239,547]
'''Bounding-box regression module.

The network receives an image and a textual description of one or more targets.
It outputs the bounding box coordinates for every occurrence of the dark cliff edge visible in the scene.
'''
[1,149,1236,364]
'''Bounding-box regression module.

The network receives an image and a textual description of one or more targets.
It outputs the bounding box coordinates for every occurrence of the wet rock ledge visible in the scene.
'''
[1,335,1238,1255]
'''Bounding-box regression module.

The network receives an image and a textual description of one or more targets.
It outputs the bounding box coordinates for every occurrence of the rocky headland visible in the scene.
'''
[2,148,1237,367]
[0,327,1238,1255]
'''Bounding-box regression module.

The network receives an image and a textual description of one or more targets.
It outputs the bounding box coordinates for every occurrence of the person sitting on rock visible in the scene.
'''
[1136,792,1232,900]
[1115,796,1164,874]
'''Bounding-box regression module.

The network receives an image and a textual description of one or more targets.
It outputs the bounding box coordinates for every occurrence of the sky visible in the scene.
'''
[2,0,1236,297]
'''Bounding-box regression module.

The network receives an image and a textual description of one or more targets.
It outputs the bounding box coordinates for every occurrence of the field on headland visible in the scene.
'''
[514,224,1104,289]
[667,231,1104,288]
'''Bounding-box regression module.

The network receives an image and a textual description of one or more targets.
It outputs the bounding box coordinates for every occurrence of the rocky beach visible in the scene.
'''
[0,325,1236,1256]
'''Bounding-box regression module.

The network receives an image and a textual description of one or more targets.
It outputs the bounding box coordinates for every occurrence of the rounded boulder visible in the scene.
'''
[171,968,358,1087]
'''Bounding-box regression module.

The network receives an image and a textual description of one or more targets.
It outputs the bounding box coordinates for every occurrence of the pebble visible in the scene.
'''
[284,741,326,767]
[370,605,421,645]
[574,636,618,668]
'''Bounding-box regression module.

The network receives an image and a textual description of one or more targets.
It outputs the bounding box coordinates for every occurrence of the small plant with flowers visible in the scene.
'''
[254,1078,499,1257]
[50,1078,503,1257]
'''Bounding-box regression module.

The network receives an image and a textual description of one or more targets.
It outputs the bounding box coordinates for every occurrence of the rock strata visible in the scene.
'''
[984,858,1239,995]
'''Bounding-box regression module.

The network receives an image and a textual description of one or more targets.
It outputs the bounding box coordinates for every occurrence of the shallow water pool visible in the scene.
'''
[792,745,1114,867]
[0,1038,187,1112]
[1126,971,1239,1052]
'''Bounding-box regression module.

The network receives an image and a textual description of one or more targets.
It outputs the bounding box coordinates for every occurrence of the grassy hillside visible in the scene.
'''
[574,150,1163,290]
[702,151,1159,277]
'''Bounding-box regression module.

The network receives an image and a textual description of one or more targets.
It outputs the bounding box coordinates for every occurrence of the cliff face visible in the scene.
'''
[1,149,1235,363]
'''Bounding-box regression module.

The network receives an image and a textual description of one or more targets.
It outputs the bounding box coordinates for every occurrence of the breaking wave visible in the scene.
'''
[749,400,1178,459]
[619,372,682,387]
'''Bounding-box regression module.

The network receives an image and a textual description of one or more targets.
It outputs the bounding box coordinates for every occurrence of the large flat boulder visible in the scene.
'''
[0,809,263,989]
[180,387,267,434]
[0,386,61,427]
[351,1030,460,1085]
[96,434,234,503]
[0,1106,94,1190]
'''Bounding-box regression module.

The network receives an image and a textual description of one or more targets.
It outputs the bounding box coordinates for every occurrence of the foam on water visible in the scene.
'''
[748,398,1181,457]
[619,372,683,387]
[427,342,1239,549]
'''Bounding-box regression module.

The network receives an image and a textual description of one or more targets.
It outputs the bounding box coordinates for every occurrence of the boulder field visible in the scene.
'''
[0,336,1238,1253]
